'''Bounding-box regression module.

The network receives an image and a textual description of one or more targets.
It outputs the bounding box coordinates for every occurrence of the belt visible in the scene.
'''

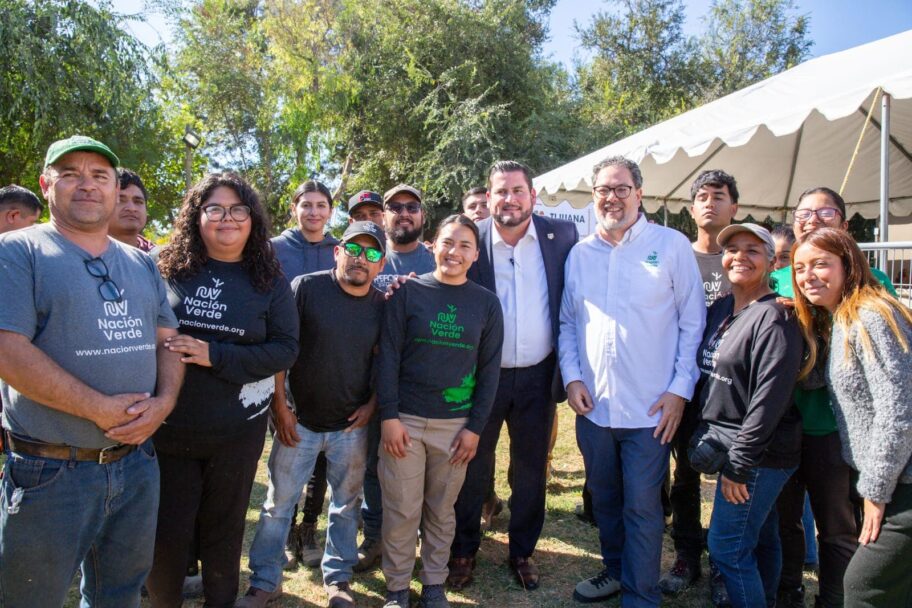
[4,432,137,465]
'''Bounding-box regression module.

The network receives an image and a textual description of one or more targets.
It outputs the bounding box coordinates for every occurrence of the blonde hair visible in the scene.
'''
[791,228,912,375]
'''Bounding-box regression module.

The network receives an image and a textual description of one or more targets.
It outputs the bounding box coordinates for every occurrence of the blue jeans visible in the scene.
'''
[576,416,670,608]
[802,492,818,565]
[361,414,382,541]
[0,442,159,608]
[248,423,367,589]
[708,466,795,608]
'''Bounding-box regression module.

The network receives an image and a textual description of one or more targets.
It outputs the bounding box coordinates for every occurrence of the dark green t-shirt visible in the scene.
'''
[377,273,504,434]
[770,263,898,435]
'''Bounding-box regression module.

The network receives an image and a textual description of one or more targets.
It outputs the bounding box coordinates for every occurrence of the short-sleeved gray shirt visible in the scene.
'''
[0,224,178,448]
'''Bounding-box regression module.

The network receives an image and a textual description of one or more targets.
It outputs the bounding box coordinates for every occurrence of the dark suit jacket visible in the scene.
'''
[468,214,578,402]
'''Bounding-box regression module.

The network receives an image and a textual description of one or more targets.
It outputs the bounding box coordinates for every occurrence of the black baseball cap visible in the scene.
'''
[342,220,386,254]
[348,190,383,215]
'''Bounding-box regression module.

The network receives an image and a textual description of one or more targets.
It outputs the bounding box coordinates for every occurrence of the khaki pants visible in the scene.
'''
[379,414,469,590]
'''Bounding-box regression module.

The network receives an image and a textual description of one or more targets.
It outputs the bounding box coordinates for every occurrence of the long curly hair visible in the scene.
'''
[158,172,280,293]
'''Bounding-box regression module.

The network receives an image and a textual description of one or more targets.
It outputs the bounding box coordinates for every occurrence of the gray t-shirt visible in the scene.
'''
[373,244,436,292]
[0,224,178,448]
[693,249,731,307]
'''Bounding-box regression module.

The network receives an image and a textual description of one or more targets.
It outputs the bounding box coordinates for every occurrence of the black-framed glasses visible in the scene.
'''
[593,184,633,200]
[84,257,122,303]
[385,202,421,214]
[342,242,383,263]
[202,205,251,221]
[793,207,841,222]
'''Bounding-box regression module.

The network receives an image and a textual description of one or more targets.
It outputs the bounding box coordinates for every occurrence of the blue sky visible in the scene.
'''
[114,0,912,68]
[544,0,912,67]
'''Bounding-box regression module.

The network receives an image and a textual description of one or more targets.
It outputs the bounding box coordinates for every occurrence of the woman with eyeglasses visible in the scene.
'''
[792,228,912,608]
[145,173,299,608]
[769,187,898,608]
[376,215,503,608]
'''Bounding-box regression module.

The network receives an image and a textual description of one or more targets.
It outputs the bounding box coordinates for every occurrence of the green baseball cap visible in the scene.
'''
[44,135,120,169]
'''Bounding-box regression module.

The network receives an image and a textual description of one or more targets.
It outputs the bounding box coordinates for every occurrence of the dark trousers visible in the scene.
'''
[300,452,328,525]
[453,355,555,559]
[146,421,266,608]
[776,432,860,607]
[667,404,704,563]
[844,482,912,608]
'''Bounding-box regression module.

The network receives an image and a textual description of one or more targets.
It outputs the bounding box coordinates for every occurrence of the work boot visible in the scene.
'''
[298,521,324,568]
[709,561,732,607]
[354,536,381,572]
[325,580,355,608]
[234,584,282,608]
[284,522,301,570]
[480,495,503,532]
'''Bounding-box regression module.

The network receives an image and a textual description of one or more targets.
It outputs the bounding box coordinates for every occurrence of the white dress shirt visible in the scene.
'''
[492,219,553,368]
[558,215,706,429]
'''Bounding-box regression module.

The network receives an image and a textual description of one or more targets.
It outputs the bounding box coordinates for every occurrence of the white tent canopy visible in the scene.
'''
[534,30,912,224]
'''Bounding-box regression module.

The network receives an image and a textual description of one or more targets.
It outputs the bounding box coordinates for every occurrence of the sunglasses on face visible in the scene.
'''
[84,257,122,303]
[202,205,251,221]
[343,241,383,263]
[385,202,421,214]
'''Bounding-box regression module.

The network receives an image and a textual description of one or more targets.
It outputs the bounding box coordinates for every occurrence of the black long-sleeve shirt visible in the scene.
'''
[696,293,803,482]
[156,260,299,441]
[377,273,503,434]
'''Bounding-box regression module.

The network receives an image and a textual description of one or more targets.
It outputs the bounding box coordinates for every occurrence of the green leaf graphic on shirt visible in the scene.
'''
[443,367,475,411]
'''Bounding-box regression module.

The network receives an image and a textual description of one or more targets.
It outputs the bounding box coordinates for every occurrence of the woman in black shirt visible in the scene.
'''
[691,223,804,608]
[146,173,298,607]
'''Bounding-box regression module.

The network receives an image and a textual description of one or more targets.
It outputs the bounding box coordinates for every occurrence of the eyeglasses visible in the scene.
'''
[202,205,251,221]
[593,185,633,200]
[84,257,122,302]
[343,242,383,263]
[793,207,841,222]
[385,202,421,215]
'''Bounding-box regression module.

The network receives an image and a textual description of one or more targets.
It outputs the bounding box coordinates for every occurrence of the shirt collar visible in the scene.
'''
[595,213,648,248]
[492,216,538,248]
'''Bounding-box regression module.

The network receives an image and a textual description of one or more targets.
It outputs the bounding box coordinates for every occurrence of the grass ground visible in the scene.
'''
[64,409,818,607]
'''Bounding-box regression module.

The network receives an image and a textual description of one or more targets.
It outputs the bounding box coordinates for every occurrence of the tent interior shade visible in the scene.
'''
[535,30,912,221]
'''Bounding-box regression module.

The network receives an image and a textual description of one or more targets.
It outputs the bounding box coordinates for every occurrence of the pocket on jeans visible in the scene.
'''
[4,454,66,493]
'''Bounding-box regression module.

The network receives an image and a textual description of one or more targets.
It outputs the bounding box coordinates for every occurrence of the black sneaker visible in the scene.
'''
[658,557,700,594]
[777,584,806,608]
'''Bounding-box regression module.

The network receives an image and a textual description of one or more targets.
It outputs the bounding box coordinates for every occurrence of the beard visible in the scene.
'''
[341,263,370,286]
[493,206,532,228]
[390,223,422,245]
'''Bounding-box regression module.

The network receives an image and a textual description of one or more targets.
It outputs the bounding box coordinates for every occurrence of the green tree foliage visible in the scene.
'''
[0,0,184,224]
[576,0,812,140]
[700,0,812,99]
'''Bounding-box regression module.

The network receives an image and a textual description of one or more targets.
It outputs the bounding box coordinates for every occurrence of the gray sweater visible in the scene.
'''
[827,306,912,503]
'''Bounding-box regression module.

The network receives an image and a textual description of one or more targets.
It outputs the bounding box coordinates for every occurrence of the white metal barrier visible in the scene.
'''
[858,241,912,307]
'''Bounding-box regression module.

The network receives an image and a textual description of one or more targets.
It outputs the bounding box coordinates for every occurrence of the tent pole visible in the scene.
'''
[879,93,891,269]
[663,200,668,226]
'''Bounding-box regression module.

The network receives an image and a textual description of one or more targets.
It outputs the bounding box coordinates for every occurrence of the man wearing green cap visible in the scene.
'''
[0,135,185,607]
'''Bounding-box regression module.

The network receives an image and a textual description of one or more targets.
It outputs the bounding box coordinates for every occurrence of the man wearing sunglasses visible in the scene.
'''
[0,135,184,607]
[355,183,436,572]
[245,221,386,608]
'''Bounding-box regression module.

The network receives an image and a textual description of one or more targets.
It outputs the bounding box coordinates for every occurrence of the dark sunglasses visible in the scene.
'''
[385,202,421,214]
[84,257,123,302]
[342,242,383,263]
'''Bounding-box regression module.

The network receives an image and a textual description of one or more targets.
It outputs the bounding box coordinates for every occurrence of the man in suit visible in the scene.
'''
[448,160,578,591]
